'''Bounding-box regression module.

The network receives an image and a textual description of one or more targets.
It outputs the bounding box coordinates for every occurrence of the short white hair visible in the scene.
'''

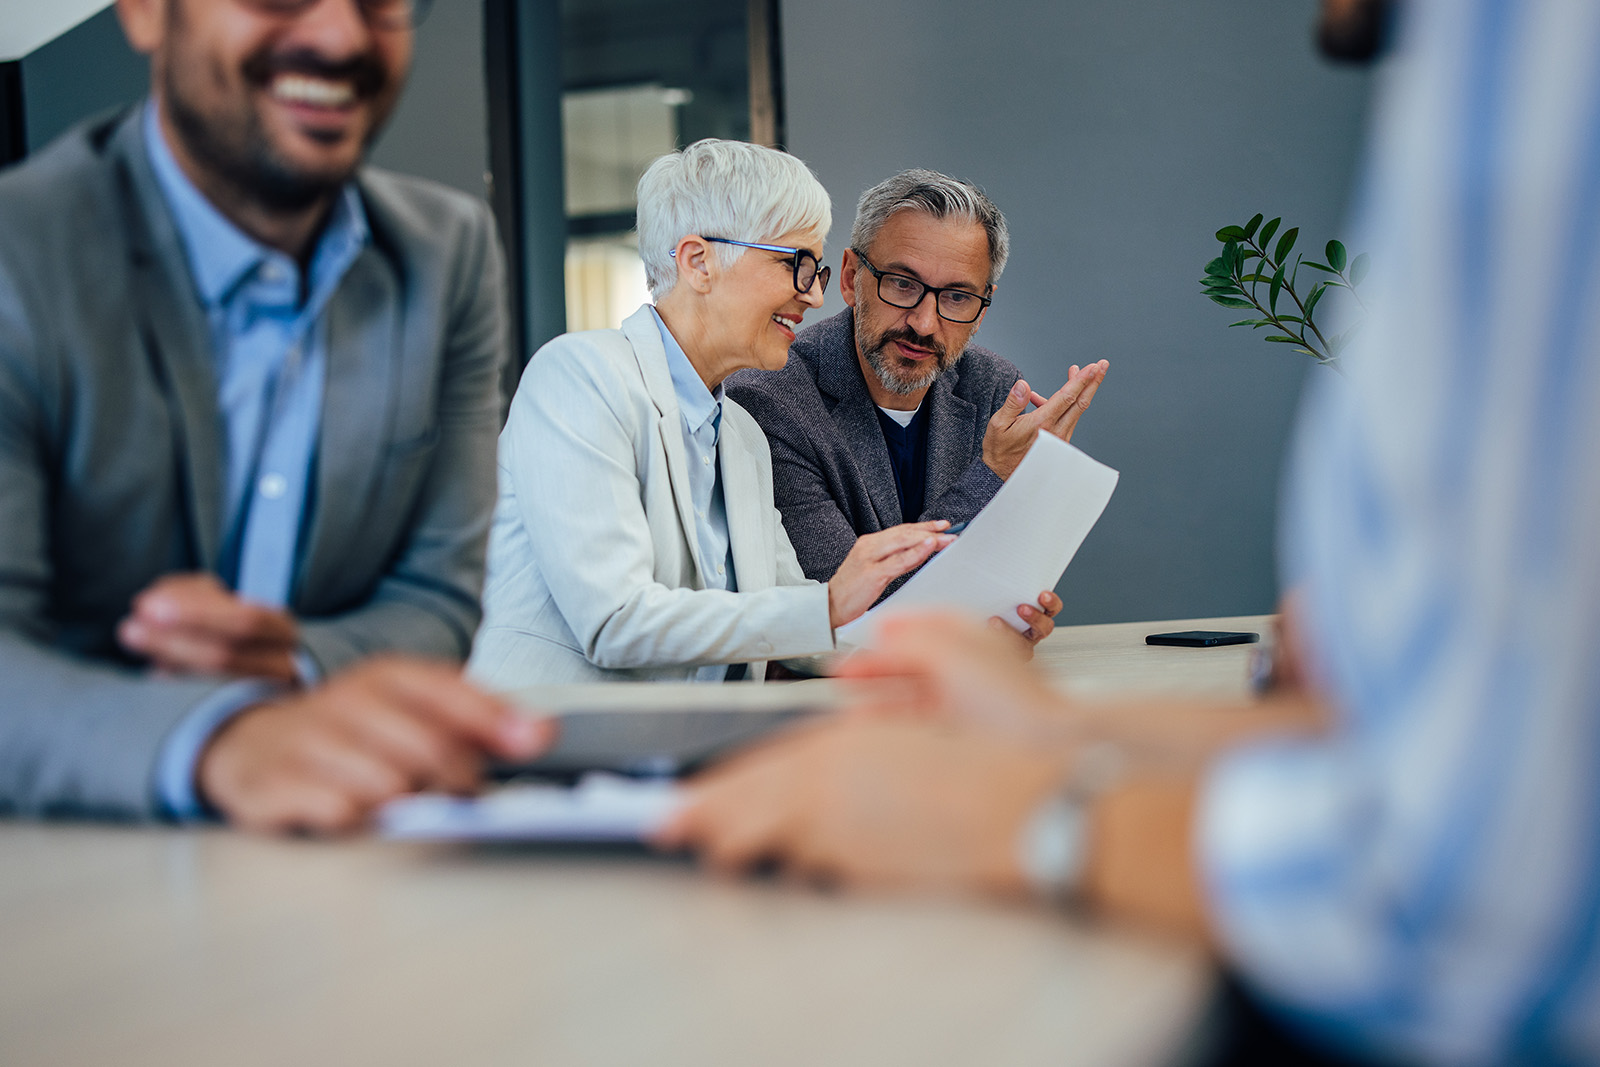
[636,139,832,299]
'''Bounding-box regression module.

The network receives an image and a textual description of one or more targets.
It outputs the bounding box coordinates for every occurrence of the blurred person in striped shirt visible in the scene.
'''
[662,0,1600,1063]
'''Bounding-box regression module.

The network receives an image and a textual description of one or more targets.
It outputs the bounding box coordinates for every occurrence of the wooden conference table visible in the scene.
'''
[0,615,1269,1067]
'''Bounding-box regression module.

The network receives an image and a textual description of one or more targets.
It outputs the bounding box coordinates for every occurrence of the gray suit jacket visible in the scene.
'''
[726,308,1021,583]
[0,109,507,818]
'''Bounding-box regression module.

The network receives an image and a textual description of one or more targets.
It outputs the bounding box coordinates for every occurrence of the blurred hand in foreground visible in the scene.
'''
[836,613,1071,742]
[198,658,553,834]
[119,573,301,684]
[657,715,1072,894]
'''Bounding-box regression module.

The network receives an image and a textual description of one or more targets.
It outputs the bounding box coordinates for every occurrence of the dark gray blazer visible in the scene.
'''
[726,308,1021,583]
[0,109,507,818]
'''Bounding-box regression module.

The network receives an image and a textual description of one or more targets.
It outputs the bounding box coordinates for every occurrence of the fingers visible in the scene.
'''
[1037,360,1108,441]
[994,379,1030,423]
[120,573,301,683]
[118,619,299,683]
[132,574,299,645]
[855,521,951,558]
[198,659,557,836]
[354,658,554,762]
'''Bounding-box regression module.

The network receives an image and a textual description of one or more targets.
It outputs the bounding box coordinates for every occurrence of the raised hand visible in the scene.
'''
[982,361,1109,480]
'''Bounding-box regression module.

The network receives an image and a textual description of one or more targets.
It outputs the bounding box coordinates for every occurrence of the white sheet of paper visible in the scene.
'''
[837,432,1118,646]
[379,773,683,843]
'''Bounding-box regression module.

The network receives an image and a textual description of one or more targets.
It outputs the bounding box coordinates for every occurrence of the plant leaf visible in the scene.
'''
[1208,295,1255,309]
[1325,240,1347,272]
[1258,217,1282,253]
[1269,265,1284,313]
[1240,272,1275,284]
[1301,262,1340,275]
[1204,256,1230,277]
[1304,281,1328,318]
[1216,225,1248,242]
[1350,253,1370,286]
[1274,226,1299,264]
[1264,335,1303,343]
[1228,318,1268,328]
[1243,213,1263,239]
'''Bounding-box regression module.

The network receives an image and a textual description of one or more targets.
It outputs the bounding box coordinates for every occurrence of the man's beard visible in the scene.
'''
[164,33,391,212]
[858,320,958,395]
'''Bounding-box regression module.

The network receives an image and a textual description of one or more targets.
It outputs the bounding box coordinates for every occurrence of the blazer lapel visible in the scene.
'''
[296,246,403,597]
[719,417,775,591]
[621,307,708,587]
[817,331,903,527]
[922,370,977,513]
[113,118,226,570]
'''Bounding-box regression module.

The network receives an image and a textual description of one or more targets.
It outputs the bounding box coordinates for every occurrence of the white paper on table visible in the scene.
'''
[379,773,683,842]
[837,432,1118,647]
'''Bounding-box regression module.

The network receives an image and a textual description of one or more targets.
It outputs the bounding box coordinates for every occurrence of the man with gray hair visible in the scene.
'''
[727,170,1107,634]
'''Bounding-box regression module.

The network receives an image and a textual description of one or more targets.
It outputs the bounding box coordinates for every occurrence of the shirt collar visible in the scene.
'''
[650,306,723,436]
[142,100,369,312]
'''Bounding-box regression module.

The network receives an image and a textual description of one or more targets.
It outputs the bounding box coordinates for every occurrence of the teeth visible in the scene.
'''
[272,75,356,108]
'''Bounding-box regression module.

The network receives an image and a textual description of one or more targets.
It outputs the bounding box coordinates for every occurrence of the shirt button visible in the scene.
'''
[703,456,711,465]
[717,564,726,575]
[259,473,288,499]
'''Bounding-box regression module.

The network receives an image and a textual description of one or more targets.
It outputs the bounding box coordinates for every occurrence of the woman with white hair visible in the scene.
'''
[469,140,953,687]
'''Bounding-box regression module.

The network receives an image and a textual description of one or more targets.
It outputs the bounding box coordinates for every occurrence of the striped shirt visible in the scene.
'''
[1199,1,1600,1063]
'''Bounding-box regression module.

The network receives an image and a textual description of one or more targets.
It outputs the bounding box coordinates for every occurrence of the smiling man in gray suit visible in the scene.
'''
[727,170,1110,641]
[0,0,548,831]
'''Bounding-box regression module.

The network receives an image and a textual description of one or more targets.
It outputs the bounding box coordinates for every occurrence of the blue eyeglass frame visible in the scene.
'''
[669,237,831,295]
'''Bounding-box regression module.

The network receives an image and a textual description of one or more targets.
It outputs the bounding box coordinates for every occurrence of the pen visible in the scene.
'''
[945,521,969,536]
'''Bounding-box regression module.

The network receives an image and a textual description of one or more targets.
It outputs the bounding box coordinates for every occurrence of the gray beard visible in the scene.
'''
[863,344,943,395]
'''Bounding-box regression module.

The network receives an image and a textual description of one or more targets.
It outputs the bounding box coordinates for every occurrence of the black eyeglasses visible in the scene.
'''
[237,0,434,29]
[703,237,830,296]
[853,250,991,324]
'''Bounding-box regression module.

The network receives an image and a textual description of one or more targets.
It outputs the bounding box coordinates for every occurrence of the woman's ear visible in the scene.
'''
[673,236,716,295]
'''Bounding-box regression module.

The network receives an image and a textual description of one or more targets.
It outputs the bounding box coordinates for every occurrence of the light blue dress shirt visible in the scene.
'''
[650,307,740,683]
[142,103,369,817]
[1198,2,1600,1061]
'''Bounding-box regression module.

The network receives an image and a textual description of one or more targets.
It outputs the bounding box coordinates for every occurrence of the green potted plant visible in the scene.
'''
[1201,213,1367,369]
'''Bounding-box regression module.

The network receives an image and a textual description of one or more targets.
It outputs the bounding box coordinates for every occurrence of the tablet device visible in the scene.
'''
[494,678,858,779]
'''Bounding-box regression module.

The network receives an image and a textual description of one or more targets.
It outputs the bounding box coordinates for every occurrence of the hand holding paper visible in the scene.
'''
[838,432,1118,647]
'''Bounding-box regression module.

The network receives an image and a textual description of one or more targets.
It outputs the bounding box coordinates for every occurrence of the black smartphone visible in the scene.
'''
[1145,630,1260,648]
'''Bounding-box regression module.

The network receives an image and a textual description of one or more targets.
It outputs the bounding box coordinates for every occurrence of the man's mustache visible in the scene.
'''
[241,48,390,99]
[879,327,948,364]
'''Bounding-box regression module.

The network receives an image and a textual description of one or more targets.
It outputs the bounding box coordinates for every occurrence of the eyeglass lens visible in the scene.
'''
[243,0,431,29]
[875,272,984,323]
[794,252,830,295]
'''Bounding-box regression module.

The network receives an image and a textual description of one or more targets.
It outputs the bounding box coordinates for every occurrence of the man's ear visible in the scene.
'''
[838,248,860,305]
[115,0,166,57]
[674,236,716,295]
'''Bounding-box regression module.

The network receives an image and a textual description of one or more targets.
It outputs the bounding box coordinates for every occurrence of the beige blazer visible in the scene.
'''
[468,305,834,688]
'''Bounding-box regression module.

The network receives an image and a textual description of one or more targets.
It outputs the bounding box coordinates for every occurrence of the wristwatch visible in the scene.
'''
[1016,742,1127,906]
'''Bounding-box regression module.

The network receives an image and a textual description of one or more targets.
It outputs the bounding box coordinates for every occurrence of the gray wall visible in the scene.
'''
[780,0,1375,625]
[368,0,490,201]
[17,2,488,202]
